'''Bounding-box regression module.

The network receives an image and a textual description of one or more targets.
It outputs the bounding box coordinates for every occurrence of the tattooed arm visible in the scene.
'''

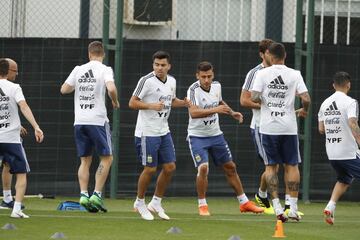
[349,117,360,145]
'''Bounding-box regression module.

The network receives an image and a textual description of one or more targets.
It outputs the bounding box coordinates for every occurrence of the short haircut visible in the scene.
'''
[88,41,104,56]
[333,71,351,87]
[197,61,213,72]
[268,42,286,60]
[152,50,171,63]
[259,39,274,54]
[0,58,9,76]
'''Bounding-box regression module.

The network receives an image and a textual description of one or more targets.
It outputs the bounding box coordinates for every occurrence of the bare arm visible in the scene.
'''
[18,100,44,143]
[128,95,164,111]
[60,83,74,94]
[172,97,190,108]
[251,91,262,103]
[106,81,120,109]
[318,121,325,135]
[296,92,311,118]
[240,90,260,109]
[349,117,360,145]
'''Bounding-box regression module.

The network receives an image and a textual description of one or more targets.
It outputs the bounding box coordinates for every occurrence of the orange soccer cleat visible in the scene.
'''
[198,204,211,216]
[240,201,264,213]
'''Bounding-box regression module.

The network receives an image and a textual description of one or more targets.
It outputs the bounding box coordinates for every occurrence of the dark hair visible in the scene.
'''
[259,39,274,54]
[152,50,171,63]
[268,42,286,60]
[333,71,351,87]
[197,61,213,72]
[0,58,9,76]
[88,41,104,56]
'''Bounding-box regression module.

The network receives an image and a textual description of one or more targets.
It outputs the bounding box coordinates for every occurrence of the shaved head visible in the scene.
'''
[5,58,18,81]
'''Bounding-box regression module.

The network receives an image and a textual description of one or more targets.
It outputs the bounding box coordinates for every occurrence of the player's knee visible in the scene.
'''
[144,166,157,175]
[163,163,176,174]
[197,163,209,177]
[223,162,237,176]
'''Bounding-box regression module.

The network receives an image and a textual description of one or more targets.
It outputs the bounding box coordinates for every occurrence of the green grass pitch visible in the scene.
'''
[0,197,359,239]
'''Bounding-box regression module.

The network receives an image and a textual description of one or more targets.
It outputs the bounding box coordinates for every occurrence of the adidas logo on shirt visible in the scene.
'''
[324,101,341,116]
[156,88,161,92]
[78,69,96,83]
[0,87,9,101]
[268,75,288,90]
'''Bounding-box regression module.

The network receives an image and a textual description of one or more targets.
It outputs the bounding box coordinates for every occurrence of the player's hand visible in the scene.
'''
[112,100,120,109]
[216,105,232,114]
[231,111,244,123]
[296,108,308,118]
[150,101,165,111]
[20,126,28,137]
[34,127,44,143]
[183,97,192,107]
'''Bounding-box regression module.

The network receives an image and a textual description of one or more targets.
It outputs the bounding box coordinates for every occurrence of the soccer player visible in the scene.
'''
[187,61,264,216]
[129,50,188,221]
[1,58,27,210]
[318,72,360,225]
[61,41,119,213]
[251,43,311,222]
[240,39,275,214]
[0,58,44,218]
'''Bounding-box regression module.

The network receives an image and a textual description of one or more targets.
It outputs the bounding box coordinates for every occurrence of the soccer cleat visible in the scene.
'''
[323,209,334,225]
[10,210,29,218]
[89,193,107,213]
[147,201,170,220]
[254,193,274,215]
[284,205,304,216]
[276,213,288,223]
[134,201,154,221]
[198,204,211,216]
[240,201,264,213]
[0,200,25,210]
[287,210,301,222]
[80,194,99,213]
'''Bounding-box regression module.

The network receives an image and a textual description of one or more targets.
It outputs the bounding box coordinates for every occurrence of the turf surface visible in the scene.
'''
[0,197,359,239]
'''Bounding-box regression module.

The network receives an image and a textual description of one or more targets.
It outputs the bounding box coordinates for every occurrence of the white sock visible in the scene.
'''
[285,194,291,206]
[13,201,22,212]
[3,190,12,203]
[237,193,249,205]
[272,198,283,215]
[94,191,102,197]
[289,197,298,213]
[258,188,267,198]
[325,200,336,212]
[198,198,207,206]
[152,195,162,204]
[136,197,145,204]
[80,191,89,197]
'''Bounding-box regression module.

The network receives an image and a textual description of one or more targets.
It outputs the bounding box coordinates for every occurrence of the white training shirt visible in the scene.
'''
[0,79,25,143]
[318,91,360,160]
[65,60,114,126]
[133,72,176,137]
[187,80,223,137]
[242,64,264,129]
[251,64,308,135]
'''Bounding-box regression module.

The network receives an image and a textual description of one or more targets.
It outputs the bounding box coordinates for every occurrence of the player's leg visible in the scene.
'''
[88,123,114,212]
[133,135,160,220]
[1,163,14,208]
[324,159,358,225]
[148,133,176,220]
[3,143,30,218]
[74,125,98,212]
[251,127,274,214]
[211,134,263,214]
[261,134,287,222]
[282,135,301,221]
[188,136,210,216]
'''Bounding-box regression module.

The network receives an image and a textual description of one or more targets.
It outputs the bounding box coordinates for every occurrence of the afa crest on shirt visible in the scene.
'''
[195,154,201,162]
[147,155,153,163]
